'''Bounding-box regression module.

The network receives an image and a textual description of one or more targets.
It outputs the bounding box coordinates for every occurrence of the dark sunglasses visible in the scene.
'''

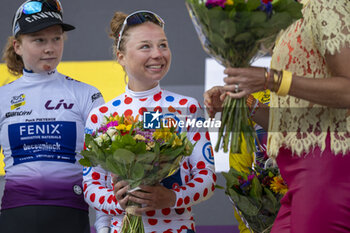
[116,10,165,50]
[12,0,63,35]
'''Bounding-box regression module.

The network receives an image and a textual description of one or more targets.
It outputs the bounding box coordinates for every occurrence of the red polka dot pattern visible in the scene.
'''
[184,196,190,205]
[124,97,133,104]
[139,98,148,102]
[164,220,172,224]
[213,174,217,182]
[203,188,208,197]
[193,133,201,141]
[91,114,98,124]
[99,106,108,113]
[148,218,158,225]
[146,210,156,216]
[162,208,171,216]
[124,109,133,116]
[168,106,176,112]
[183,162,188,170]
[139,107,147,115]
[189,104,197,114]
[194,193,200,201]
[197,161,206,169]
[153,92,162,101]
[199,170,208,175]
[90,193,95,202]
[206,132,211,141]
[99,196,105,204]
[92,172,100,180]
[194,177,204,183]
[175,208,185,215]
[176,198,183,207]
[107,195,114,204]
[179,99,188,105]
[187,183,195,188]
[154,106,162,113]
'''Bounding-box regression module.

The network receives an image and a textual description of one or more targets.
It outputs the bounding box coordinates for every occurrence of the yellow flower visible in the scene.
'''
[116,124,126,131]
[153,128,172,142]
[172,136,183,148]
[225,0,234,6]
[270,176,288,195]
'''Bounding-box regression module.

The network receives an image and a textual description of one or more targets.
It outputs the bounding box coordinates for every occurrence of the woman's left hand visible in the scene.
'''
[223,66,267,98]
[127,183,176,214]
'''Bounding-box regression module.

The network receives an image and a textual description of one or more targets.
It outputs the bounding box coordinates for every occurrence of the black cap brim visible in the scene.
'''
[19,21,75,35]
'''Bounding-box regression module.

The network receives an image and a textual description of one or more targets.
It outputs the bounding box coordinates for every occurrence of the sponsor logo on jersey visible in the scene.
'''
[9,121,77,165]
[10,94,26,110]
[5,110,32,118]
[45,99,74,110]
[73,185,83,195]
[91,92,103,103]
[202,142,214,165]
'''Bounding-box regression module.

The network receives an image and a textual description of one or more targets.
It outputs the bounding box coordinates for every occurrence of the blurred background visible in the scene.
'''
[0,0,241,232]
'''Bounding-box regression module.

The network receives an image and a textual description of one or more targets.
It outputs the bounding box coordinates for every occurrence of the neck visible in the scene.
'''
[128,80,159,92]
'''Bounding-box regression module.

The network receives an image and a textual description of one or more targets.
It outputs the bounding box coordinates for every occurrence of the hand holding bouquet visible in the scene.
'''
[186,0,303,154]
[80,114,194,233]
[223,165,288,233]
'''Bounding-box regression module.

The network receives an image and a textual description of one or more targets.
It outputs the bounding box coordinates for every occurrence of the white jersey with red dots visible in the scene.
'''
[0,69,104,211]
[83,85,216,233]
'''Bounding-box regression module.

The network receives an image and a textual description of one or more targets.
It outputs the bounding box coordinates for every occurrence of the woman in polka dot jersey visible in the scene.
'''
[83,10,216,233]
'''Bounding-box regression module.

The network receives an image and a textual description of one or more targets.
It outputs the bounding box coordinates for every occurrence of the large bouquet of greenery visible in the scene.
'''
[80,114,194,233]
[223,165,288,232]
[185,0,303,154]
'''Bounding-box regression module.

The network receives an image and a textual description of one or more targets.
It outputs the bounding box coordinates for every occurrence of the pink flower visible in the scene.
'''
[206,0,227,8]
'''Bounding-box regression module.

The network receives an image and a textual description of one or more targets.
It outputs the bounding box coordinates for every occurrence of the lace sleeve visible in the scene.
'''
[306,0,350,56]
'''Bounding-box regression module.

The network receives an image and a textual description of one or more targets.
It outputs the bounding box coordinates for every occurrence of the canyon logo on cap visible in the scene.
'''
[12,0,75,36]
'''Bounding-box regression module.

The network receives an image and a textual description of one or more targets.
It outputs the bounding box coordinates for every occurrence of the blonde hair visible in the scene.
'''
[2,36,24,76]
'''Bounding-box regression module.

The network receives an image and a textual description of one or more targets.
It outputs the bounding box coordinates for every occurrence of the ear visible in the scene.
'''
[13,39,23,56]
[116,50,125,67]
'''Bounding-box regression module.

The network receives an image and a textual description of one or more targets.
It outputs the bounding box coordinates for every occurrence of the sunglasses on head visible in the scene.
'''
[12,0,63,35]
[116,10,165,51]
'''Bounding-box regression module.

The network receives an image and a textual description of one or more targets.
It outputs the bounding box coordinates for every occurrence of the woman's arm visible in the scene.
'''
[223,46,350,108]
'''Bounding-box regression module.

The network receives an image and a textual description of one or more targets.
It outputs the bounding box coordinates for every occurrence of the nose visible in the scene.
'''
[151,48,162,58]
[44,42,55,55]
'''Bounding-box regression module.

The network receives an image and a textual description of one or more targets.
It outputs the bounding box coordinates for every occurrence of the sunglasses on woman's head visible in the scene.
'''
[12,0,63,35]
[116,10,165,51]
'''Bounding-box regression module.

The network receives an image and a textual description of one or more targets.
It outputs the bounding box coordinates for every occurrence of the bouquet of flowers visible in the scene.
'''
[80,114,194,233]
[223,165,288,233]
[185,0,303,154]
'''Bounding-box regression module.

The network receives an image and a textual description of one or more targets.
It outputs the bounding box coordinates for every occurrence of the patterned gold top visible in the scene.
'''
[268,0,350,157]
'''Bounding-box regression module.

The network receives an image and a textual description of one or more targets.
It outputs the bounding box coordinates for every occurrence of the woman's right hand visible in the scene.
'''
[204,86,226,118]
[112,175,130,210]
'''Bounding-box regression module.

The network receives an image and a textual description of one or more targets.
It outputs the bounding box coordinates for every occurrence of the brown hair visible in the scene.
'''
[109,11,128,55]
[2,36,24,76]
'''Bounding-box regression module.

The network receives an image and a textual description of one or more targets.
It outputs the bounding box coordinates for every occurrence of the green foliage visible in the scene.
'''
[223,167,284,232]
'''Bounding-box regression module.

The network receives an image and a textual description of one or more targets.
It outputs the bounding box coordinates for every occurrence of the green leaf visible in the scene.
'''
[113,148,136,164]
[79,158,91,167]
[136,152,157,164]
[130,162,145,180]
[264,187,279,213]
[132,142,147,154]
[106,156,127,176]
[249,177,263,203]
[227,188,260,216]
[220,20,236,39]
[246,0,261,11]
